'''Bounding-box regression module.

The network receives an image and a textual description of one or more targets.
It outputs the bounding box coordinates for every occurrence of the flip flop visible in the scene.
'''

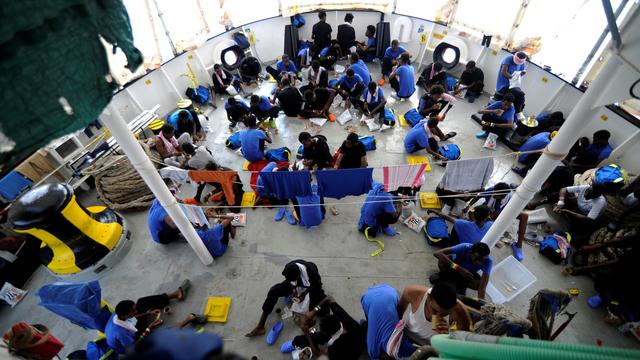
[179,279,191,301]
[190,313,208,324]
[266,320,284,345]
[285,209,297,225]
[274,207,286,221]
[280,339,296,353]
[445,131,457,140]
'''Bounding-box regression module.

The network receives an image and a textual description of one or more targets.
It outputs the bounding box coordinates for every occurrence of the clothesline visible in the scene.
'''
[187,188,517,209]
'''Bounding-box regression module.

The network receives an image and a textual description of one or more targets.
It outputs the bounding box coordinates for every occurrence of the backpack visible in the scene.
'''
[296,144,305,160]
[594,164,626,190]
[226,132,242,150]
[439,143,461,160]
[423,217,449,247]
[293,14,306,28]
[539,231,571,264]
[404,109,424,127]
[185,85,211,104]
[233,31,250,50]
[359,135,377,151]
[3,323,64,360]
[265,147,291,162]
[384,108,395,126]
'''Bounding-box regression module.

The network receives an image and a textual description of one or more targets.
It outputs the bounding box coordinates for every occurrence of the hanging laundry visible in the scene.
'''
[316,168,374,199]
[159,166,189,184]
[382,164,427,192]
[438,158,494,192]
[259,171,312,200]
[188,170,239,205]
[247,160,289,193]
[295,185,324,228]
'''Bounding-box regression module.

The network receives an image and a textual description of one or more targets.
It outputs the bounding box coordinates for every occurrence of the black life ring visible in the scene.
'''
[220,45,245,71]
[433,42,460,70]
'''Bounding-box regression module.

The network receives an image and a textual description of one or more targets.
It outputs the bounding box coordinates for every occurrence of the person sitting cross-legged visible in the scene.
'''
[334,68,365,109]
[355,81,389,130]
[299,85,337,119]
[432,242,492,299]
[334,132,368,169]
[239,115,272,163]
[473,93,516,138]
[211,63,243,96]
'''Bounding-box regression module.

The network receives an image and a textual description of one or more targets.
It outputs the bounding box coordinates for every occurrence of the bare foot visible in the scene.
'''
[230,225,237,239]
[245,327,266,337]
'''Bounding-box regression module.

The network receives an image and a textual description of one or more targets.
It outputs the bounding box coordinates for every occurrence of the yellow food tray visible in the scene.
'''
[407,155,431,171]
[419,192,441,209]
[204,297,231,323]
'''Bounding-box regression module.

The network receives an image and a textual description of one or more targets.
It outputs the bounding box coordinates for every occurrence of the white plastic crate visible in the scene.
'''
[485,255,537,304]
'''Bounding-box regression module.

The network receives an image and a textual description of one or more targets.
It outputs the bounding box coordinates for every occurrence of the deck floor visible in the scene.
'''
[2,62,638,358]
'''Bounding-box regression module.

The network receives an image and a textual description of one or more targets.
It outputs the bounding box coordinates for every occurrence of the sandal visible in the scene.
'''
[190,313,208,325]
[444,132,457,140]
[179,279,191,301]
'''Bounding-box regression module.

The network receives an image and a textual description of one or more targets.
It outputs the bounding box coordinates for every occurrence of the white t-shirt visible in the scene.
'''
[188,146,215,170]
[566,185,606,220]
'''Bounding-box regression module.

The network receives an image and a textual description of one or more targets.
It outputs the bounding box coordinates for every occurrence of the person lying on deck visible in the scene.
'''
[474,93,516,139]
[280,296,366,359]
[246,259,326,337]
[398,283,472,346]
[147,196,236,256]
[465,182,526,261]
[418,85,456,141]
[106,281,203,354]
[432,242,492,299]
[427,205,493,247]
[239,115,272,163]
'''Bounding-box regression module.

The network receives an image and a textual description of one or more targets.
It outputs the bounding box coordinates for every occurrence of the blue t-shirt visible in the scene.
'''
[319,47,330,57]
[518,132,550,162]
[451,243,493,275]
[404,120,430,153]
[453,219,493,245]
[586,143,613,160]
[350,59,371,83]
[105,314,136,354]
[167,109,192,128]
[257,96,272,112]
[486,101,515,123]
[276,60,297,73]
[367,37,376,47]
[197,225,227,257]
[257,161,278,197]
[336,73,364,90]
[224,98,250,110]
[148,199,169,244]
[360,183,396,227]
[384,46,406,59]
[363,87,384,106]
[239,129,267,162]
[496,55,525,91]
[395,64,416,98]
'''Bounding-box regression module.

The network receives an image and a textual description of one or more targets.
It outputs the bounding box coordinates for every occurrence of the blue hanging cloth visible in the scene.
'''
[37,281,111,332]
[316,168,374,199]
[260,171,312,199]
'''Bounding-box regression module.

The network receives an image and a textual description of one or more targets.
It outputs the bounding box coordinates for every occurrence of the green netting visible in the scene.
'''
[0,0,142,166]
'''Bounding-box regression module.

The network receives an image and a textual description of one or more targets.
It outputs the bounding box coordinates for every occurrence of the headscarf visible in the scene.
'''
[513,52,527,65]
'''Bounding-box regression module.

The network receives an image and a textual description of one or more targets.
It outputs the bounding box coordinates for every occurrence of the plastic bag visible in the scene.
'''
[226,85,238,96]
[483,132,498,150]
[337,109,352,125]
[509,71,522,89]
[0,282,27,307]
[363,117,380,131]
[309,117,327,127]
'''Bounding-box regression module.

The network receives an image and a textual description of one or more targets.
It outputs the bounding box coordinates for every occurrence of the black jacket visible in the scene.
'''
[337,24,356,54]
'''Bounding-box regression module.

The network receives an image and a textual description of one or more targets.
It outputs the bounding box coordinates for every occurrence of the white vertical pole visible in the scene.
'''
[480,54,623,249]
[102,103,214,265]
